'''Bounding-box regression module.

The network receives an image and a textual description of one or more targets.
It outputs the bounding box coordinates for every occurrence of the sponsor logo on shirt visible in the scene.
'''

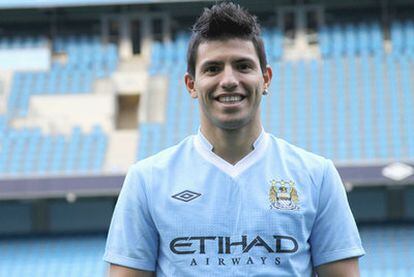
[169,234,298,267]
[269,179,300,210]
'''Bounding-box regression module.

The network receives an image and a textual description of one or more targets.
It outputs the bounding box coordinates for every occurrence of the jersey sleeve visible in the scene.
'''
[309,159,365,267]
[103,164,158,271]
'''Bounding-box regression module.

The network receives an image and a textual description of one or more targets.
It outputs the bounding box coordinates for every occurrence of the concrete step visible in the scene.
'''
[0,71,13,114]
[104,130,138,173]
[118,56,149,72]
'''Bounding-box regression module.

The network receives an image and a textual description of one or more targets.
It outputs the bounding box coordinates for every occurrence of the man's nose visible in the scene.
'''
[220,66,238,90]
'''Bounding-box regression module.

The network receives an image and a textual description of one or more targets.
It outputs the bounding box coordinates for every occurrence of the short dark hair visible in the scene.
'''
[187,1,267,77]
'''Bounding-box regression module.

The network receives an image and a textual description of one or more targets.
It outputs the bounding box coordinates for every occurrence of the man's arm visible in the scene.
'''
[315,257,360,277]
[109,264,155,277]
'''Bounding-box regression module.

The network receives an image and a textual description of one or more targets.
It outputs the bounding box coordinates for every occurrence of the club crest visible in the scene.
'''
[269,179,300,210]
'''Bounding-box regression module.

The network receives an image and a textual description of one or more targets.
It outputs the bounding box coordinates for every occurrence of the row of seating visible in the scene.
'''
[359,225,414,274]
[320,20,414,58]
[7,71,95,117]
[0,36,47,49]
[54,37,118,71]
[319,22,384,57]
[391,20,414,54]
[149,20,413,66]
[53,35,102,52]
[0,235,107,277]
[0,125,107,175]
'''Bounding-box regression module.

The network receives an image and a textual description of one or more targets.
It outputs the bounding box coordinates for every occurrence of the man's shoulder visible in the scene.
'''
[267,133,329,170]
[132,135,196,172]
[266,134,334,191]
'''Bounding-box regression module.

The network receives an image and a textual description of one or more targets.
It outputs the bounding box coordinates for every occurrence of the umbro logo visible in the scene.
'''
[172,190,201,202]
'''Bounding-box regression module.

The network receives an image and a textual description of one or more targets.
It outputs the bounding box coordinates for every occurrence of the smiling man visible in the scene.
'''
[185,37,271,164]
[104,2,364,277]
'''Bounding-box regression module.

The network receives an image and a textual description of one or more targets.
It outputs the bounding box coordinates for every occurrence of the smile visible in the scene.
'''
[216,95,245,104]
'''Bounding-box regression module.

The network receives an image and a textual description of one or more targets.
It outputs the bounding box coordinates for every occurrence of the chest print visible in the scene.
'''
[269,179,300,211]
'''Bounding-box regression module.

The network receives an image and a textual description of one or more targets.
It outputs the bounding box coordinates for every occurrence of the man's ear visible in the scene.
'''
[263,65,273,90]
[184,73,197,99]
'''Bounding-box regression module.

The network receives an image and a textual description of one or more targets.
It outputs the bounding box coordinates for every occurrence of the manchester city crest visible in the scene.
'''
[269,179,300,210]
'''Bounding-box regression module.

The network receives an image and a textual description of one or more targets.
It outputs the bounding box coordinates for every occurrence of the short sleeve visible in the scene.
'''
[103,164,158,271]
[310,159,365,267]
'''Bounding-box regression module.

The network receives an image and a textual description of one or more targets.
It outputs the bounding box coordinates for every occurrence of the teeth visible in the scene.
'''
[218,95,242,103]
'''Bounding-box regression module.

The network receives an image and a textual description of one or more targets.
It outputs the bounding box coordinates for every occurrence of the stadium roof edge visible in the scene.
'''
[0,0,214,10]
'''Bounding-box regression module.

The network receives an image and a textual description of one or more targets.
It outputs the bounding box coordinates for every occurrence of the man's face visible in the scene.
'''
[185,38,272,131]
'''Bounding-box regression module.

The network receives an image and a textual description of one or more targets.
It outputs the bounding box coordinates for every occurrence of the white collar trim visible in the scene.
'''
[194,128,269,178]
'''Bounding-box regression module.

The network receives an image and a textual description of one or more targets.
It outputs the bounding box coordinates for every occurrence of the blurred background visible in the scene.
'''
[0,0,413,276]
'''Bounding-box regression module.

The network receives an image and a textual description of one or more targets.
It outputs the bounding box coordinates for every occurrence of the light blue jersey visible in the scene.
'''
[104,130,364,276]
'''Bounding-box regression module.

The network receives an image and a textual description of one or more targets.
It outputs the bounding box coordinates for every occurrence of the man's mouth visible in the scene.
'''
[216,95,245,104]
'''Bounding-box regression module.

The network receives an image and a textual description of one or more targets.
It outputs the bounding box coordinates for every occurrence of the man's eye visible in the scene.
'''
[238,63,252,71]
[205,66,220,73]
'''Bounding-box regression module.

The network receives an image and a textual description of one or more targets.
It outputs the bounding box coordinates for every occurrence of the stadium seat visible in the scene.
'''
[0,235,107,277]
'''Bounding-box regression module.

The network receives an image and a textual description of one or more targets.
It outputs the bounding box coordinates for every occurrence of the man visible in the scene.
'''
[104,2,364,276]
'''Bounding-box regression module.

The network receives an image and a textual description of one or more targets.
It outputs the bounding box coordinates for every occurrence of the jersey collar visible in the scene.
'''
[193,127,269,178]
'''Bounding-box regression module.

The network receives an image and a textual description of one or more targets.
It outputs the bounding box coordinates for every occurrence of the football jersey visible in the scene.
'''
[103,130,364,276]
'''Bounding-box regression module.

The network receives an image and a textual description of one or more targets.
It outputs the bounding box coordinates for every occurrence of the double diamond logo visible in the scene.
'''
[172,190,201,202]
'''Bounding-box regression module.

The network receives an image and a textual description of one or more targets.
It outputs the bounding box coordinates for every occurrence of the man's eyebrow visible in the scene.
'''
[234,58,256,64]
[200,60,222,67]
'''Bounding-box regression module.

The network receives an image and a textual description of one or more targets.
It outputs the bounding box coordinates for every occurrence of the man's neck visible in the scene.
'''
[200,123,262,165]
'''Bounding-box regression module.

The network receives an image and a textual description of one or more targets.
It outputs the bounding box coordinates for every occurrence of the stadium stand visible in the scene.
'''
[1,1,414,276]
[7,35,118,117]
[0,33,118,176]
[138,22,414,163]
[0,125,107,175]
[319,22,384,58]
[3,10,412,174]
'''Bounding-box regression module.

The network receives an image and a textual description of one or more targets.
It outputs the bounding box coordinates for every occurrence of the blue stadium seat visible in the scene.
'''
[319,21,384,58]
[0,122,108,175]
[0,235,107,277]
